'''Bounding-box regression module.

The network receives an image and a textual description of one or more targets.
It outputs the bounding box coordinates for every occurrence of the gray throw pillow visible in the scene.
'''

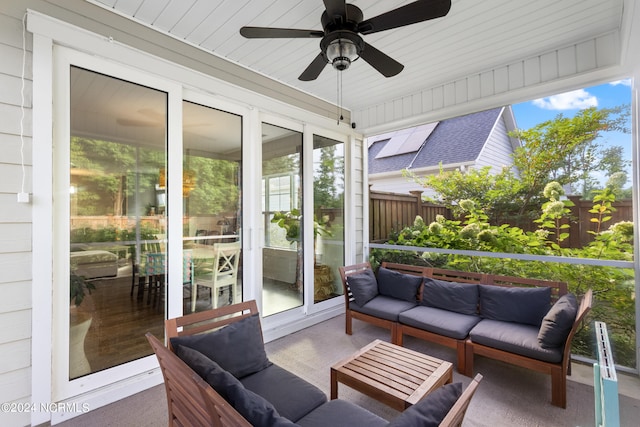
[421,278,479,315]
[346,269,379,306]
[479,285,551,326]
[174,346,297,426]
[170,314,271,378]
[537,293,578,349]
[387,382,462,427]
[377,267,423,302]
[174,344,240,401]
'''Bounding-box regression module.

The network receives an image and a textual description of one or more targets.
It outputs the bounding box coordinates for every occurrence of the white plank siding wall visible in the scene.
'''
[353,138,365,263]
[354,32,620,133]
[475,113,517,171]
[0,7,34,427]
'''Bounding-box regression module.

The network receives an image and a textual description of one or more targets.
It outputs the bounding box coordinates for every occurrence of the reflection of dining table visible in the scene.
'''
[184,235,239,259]
[143,250,194,307]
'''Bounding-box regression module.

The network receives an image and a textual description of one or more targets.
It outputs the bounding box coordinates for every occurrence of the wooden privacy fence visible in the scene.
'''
[369,190,452,242]
[565,196,633,248]
[369,190,633,248]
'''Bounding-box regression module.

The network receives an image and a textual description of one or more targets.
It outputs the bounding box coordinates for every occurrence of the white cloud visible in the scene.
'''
[610,79,632,87]
[532,89,598,110]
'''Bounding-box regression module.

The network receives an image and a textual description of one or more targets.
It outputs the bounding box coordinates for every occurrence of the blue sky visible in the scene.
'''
[511,79,632,159]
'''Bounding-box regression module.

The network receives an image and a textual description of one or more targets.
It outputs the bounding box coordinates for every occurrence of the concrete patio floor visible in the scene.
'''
[58,313,640,427]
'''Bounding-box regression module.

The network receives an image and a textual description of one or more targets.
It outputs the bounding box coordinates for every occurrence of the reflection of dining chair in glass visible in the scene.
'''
[192,241,241,312]
[145,250,194,308]
[130,240,162,298]
[145,253,166,306]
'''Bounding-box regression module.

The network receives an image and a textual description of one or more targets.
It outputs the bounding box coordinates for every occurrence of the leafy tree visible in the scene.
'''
[185,155,239,216]
[411,105,630,222]
[71,137,162,216]
[411,166,529,225]
[509,105,629,204]
[314,145,344,209]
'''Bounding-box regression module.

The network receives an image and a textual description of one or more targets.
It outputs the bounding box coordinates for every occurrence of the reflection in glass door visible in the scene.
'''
[183,101,242,313]
[312,135,345,303]
[69,67,166,378]
[262,123,304,316]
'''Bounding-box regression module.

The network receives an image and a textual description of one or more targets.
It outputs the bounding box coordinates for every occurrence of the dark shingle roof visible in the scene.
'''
[369,107,503,174]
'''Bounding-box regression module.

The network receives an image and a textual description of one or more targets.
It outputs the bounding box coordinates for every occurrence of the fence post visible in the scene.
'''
[567,195,582,248]
[409,190,423,223]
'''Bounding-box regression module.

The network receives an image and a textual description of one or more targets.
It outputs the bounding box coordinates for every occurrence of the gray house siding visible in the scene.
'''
[369,107,519,196]
[475,113,517,170]
[0,7,33,427]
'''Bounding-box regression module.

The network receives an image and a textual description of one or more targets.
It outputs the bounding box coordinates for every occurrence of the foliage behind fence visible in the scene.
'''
[369,190,632,247]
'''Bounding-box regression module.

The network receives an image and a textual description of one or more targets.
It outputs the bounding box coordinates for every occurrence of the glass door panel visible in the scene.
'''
[262,123,303,316]
[69,67,167,378]
[312,135,345,303]
[183,101,242,313]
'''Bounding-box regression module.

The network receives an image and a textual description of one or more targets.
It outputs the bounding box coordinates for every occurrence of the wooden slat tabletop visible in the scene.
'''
[331,339,453,410]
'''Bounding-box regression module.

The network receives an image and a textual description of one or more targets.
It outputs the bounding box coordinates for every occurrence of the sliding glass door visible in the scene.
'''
[182,101,242,314]
[69,67,167,378]
[261,123,304,316]
[312,135,345,304]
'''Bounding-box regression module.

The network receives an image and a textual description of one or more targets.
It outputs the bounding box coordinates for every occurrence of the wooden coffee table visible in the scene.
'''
[331,339,453,411]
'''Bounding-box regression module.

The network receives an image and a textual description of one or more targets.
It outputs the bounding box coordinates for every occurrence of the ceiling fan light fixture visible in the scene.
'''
[326,38,358,71]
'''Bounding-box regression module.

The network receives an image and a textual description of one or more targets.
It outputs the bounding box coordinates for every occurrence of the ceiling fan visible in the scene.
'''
[240,0,451,81]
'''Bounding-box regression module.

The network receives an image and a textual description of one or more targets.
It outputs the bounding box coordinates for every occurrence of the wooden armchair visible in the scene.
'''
[440,374,483,427]
[146,332,251,427]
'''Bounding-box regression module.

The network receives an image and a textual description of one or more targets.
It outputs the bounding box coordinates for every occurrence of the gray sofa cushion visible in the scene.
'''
[170,313,271,378]
[296,399,387,427]
[387,382,462,427]
[538,293,578,349]
[346,269,379,306]
[399,306,482,339]
[377,267,423,302]
[469,319,563,363]
[421,278,479,315]
[174,345,297,426]
[240,363,327,422]
[479,285,551,326]
[351,295,417,322]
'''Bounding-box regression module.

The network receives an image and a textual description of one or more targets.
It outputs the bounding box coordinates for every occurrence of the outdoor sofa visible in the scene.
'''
[340,262,592,408]
[147,300,483,426]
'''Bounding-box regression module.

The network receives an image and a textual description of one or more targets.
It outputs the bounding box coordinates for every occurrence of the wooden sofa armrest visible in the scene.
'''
[166,300,260,350]
[440,373,483,427]
[146,332,251,427]
[563,289,593,370]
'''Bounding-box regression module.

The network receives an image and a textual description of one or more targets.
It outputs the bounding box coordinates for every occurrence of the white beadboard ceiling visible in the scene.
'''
[86,0,630,114]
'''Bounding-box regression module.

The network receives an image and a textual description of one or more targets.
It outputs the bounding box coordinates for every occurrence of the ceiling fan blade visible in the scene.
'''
[299,53,328,81]
[323,0,347,21]
[240,27,324,38]
[358,0,451,35]
[358,42,404,77]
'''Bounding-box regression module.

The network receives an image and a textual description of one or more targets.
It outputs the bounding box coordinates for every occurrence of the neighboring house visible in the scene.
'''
[368,107,520,197]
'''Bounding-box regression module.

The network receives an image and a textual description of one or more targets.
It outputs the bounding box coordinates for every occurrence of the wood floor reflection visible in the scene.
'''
[77,274,330,375]
[80,276,165,374]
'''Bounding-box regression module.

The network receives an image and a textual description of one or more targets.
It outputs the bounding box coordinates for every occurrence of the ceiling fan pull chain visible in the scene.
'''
[336,68,340,124]
[339,70,344,122]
